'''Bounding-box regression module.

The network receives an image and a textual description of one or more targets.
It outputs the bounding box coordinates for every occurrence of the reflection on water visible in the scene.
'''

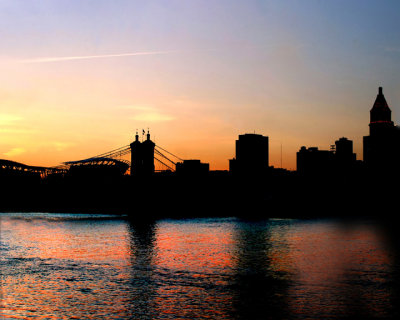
[126,221,157,319]
[232,221,295,320]
[1,213,399,319]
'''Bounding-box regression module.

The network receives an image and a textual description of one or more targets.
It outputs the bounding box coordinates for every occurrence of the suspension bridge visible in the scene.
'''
[65,142,183,173]
[1,139,184,177]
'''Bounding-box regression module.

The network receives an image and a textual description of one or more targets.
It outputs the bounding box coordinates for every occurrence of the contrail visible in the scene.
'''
[18,50,177,63]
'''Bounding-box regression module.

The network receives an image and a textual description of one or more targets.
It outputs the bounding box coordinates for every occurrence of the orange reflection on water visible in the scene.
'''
[152,221,236,319]
[1,216,133,319]
[155,221,236,273]
[2,216,396,319]
[1,217,130,263]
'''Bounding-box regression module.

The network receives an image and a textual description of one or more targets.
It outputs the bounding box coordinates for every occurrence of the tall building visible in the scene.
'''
[363,87,400,173]
[229,133,269,175]
[335,137,356,169]
[130,130,155,176]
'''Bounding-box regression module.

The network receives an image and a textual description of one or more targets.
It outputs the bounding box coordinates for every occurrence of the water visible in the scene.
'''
[1,213,399,319]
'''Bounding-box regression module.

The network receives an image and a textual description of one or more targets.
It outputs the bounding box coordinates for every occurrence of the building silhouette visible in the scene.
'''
[334,137,357,173]
[296,147,334,176]
[130,130,155,176]
[363,87,400,173]
[297,137,356,176]
[335,137,356,162]
[175,159,209,177]
[229,133,269,175]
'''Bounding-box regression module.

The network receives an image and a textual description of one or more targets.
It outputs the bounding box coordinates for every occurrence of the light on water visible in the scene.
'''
[1,213,399,319]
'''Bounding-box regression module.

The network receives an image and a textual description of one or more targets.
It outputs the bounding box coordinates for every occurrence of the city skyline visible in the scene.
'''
[1,1,400,170]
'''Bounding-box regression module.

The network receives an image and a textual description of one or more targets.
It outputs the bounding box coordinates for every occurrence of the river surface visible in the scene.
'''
[1,213,400,319]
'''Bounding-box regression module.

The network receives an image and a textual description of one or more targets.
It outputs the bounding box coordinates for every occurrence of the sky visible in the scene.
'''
[1,0,400,170]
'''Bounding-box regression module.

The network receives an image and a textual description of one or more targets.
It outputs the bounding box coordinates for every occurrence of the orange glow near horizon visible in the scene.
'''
[0,50,372,171]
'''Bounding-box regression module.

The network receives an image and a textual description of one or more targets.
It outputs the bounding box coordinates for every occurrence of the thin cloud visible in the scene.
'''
[15,45,270,64]
[120,105,174,122]
[4,147,25,157]
[0,128,36,134]
[52,142,74,152]
[131,112,175,122]
[18,50,177,64]
[0,114,22,125]
[119,105,156,111]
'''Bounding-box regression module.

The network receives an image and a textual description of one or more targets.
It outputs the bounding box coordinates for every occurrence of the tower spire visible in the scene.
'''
[370,86,392,125]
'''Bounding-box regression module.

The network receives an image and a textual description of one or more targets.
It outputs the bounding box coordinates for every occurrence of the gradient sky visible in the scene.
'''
[1,0,400,170]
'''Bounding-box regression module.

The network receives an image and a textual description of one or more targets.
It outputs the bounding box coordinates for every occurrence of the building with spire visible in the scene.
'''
[363,87,400,173]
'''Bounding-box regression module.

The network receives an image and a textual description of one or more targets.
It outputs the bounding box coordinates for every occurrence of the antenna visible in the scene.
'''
[280,143,283,168]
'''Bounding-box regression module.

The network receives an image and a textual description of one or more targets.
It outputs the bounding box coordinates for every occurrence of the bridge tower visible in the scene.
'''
[130,131,142,176]
[130,130,155,176]
[142,130,155,175]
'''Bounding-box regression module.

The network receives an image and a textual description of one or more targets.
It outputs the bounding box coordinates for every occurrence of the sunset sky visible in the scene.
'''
[1,0,400,170]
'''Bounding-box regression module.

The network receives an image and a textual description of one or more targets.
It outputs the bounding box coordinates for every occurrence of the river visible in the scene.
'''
[1,213,399,319]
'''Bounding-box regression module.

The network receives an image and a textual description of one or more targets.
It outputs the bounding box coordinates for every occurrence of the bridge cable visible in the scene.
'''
[88,145,130,159]
[154,156,174,171]
[154,149,177,166]
[155,145,184,161]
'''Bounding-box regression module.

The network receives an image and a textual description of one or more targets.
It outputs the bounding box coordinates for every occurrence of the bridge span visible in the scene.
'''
[0,159,66,177]
[1,132,182,177]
